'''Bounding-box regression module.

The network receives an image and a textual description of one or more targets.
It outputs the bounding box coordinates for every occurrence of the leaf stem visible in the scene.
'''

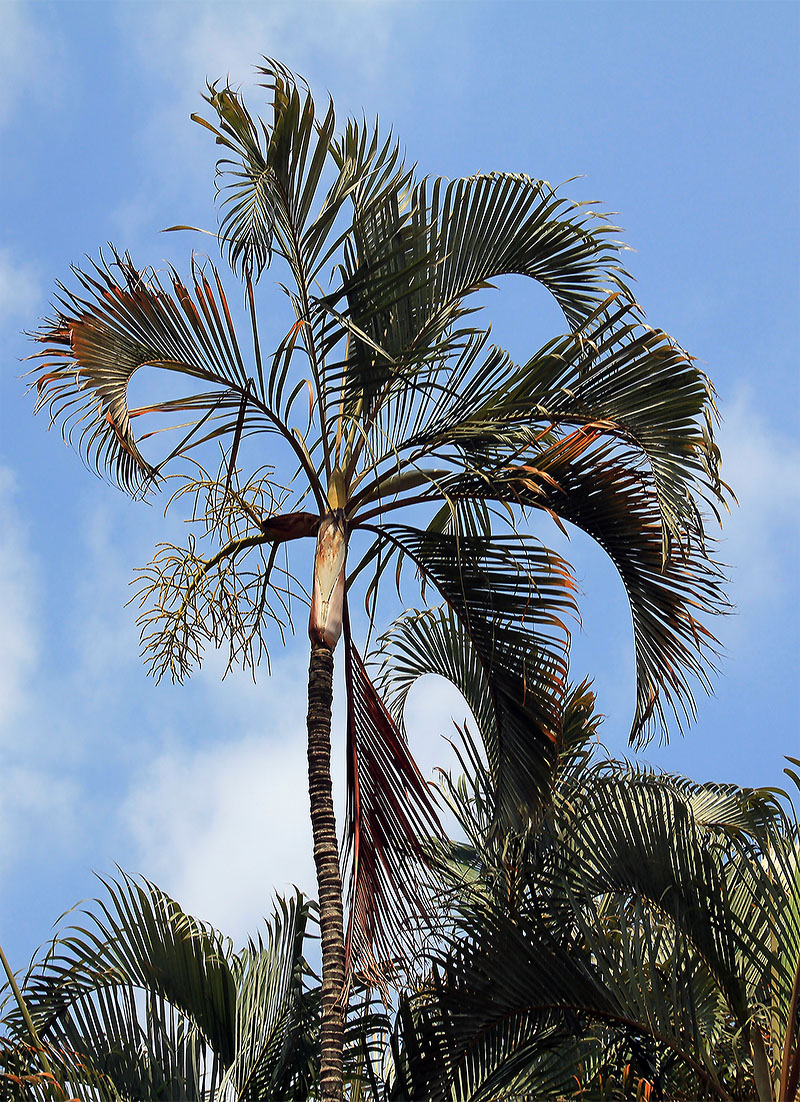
[0,939,54,1080]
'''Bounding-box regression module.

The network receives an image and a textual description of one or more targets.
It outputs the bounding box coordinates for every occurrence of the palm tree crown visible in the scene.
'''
[377,609,800,1102]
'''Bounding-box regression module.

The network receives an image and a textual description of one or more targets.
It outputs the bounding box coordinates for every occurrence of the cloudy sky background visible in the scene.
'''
[0,0,798,971]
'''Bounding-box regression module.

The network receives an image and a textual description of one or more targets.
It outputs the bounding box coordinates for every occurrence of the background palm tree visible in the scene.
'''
[378,609,800,1101]
[30,59,728,1098]
[0,876,386,1101]
[4,659,796,1101]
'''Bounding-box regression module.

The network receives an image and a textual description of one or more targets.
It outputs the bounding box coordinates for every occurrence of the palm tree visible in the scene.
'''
[378,609,800,1101]
[0,875,386,1100]
[30,59,728,1098]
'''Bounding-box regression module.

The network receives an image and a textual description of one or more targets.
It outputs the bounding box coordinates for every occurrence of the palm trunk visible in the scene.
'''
[307,642,346,1102]
[306,509,348,1100]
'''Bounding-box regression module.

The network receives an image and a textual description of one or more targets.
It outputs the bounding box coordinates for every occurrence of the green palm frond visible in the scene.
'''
[513,435,726,744]
[29,250,310,495]
[196,59,338,281]
[344,301,728,748]
[562,773,747,1019]
[359,525,578,826]
[375,603,793,1102]
[390,787,760,1101]
[373,608,603,838]
[389,894,634,1102]
[413,435,725,744]
[1,876,329,1101]
[1,875,395,1101]
[337,170,628,413]
[374,605,495,744]
[410,301,725,540]
[30,873,237,1066]
[221,894,318,1100]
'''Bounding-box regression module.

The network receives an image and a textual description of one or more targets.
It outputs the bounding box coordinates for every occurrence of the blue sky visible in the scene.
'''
[0,0,798,973]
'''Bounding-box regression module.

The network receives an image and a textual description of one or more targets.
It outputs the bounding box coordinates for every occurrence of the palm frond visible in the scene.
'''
[221,893,318,1101]
[197,59,338,281]
[31,873,237,1063]
[2,877,333,1101]
[440,430,728,743]
[3,874,235,1099]
[29,251,303,494]
[410,301,727,545]
[389,895,629,1102]
[342,632,441,987]
[390,768,780,1100]
[358,525,578,826]
[373,605,494,744]
[561,766,765,1025]
[337,171,629,427]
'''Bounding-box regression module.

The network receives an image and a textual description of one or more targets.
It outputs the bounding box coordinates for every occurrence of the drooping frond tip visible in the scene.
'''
[28,249,263,496]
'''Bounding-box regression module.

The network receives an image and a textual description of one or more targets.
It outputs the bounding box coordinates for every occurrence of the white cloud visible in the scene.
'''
[0,764,78,874]
[0,246,40,329]
[0,1,62,134]
[0,467,80,880]
[70,498,155,691]
[716,388,800,612]
[402,673,477,777]
[121,648,319,938]
[120,642,472,940]
[123,726,316,940]
[0,2,57,130]
[0,467,39,734]
[127,0,401,103]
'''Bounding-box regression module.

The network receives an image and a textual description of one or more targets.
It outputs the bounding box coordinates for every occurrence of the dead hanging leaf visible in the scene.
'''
[105,409,138,459]
[35,370,63,395]
[342,634,441,987]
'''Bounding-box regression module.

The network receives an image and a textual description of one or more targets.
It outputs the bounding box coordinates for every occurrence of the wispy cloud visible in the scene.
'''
[119,635,470,939]
[68,499,160,694]
[0,246,40,329]
[716,388,800,616]
[0,467,39,735]
[118,643,314,939]
[125,0,403,104]
[0,763,78,876]
[122,723,316,940]
[0,466,79,881]
[0,2,59,131]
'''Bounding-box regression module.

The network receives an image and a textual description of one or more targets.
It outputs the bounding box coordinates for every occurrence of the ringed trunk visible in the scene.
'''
[307,513,347,1101]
